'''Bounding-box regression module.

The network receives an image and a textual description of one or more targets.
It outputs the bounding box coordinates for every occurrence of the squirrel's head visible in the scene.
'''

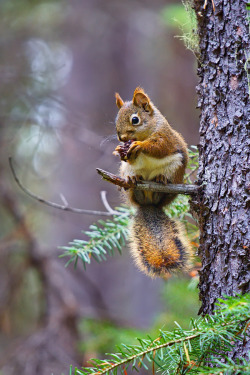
[115,87,156,142]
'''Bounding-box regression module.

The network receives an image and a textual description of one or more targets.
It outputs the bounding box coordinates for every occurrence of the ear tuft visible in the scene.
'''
[115,92,124,109]
[133,87,152,113]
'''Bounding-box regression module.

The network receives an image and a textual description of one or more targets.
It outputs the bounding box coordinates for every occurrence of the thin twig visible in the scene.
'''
[9,157,118,217]
[59,193,69,207]
[96,168,199,195]
[100,191,120,215]
[185,166,198,182]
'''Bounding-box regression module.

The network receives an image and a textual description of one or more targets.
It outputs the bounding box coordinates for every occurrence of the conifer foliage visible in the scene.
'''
[71,294,250,375]
[61,206,131,268]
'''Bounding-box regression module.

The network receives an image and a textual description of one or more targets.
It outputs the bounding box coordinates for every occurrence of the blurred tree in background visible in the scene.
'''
[0,1,199,374]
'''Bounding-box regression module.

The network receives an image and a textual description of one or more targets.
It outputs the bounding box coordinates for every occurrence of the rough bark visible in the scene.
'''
[193,0,250,357]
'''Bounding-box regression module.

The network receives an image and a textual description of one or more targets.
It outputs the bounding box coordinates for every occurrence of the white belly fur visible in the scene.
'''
[120,153,183,181]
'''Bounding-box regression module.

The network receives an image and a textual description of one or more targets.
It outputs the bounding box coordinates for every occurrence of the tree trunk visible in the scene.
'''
[193,0,250,357]
[194,0,250,357]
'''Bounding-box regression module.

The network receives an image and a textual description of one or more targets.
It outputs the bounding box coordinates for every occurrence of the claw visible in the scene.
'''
[133,175,143,184]
[155,174,167,184]
[131,176,137,184]
[125,176,134,185]
[126,175,143,186]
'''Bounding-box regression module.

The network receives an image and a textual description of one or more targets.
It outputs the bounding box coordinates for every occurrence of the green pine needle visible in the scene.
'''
[71,294,250,375]
[60,206,132,267]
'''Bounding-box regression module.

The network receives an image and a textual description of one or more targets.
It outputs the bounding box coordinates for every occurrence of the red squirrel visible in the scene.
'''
[113,87,192,278]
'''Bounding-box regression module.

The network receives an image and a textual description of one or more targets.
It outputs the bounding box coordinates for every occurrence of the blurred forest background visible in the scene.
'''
[0,0,200,374]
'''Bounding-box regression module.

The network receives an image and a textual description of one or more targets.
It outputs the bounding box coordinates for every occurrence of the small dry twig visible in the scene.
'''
[100,191,120,215]
[9,157,118,217]
[96,168,199,195]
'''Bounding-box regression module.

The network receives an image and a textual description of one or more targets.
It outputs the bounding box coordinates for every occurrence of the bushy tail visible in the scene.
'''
[130,205,192,278]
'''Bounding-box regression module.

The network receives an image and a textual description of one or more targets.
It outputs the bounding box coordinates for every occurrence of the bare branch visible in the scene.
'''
[100,191,121,215]
[9,158,117,217]
[96,168,199,195]
[97,168,132,189]
[59,193,69,207]
[184,166,199,182]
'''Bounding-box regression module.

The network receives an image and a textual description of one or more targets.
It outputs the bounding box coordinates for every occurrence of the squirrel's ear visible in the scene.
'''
[133,87,153,113]
[115,93,124,109]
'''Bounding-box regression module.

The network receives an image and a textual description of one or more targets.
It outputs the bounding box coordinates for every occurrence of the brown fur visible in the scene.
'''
[130,206,192,278]
[114,87,191,278]
[115,92,124,109]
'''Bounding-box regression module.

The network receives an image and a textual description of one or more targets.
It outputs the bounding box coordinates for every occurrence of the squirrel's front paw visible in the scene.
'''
[154,175,168,184]
[124,175,143,190]
[113,140,133,161]
[126,175,143,185]
[127,141,142,161]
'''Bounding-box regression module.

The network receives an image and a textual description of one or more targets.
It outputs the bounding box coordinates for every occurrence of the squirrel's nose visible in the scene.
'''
[118,133,128,142]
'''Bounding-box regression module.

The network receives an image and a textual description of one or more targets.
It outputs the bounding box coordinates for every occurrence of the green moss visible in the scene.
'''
[161,1,199,56]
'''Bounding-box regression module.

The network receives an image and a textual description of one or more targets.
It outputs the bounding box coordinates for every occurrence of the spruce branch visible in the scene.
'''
[72,294,250,375]
[79,332,201,375]
[60,207,131,268]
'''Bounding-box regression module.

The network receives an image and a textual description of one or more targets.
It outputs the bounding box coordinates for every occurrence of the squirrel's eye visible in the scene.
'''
[130,114,141,126]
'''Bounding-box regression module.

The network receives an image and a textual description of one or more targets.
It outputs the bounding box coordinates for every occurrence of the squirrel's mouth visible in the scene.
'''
[118,131,136,142]
[123,137,136,143]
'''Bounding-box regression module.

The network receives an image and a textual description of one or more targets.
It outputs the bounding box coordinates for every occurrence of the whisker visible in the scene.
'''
[100,134,117,147]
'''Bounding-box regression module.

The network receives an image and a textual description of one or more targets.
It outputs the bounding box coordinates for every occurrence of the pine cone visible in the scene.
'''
[113,140,133,161]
